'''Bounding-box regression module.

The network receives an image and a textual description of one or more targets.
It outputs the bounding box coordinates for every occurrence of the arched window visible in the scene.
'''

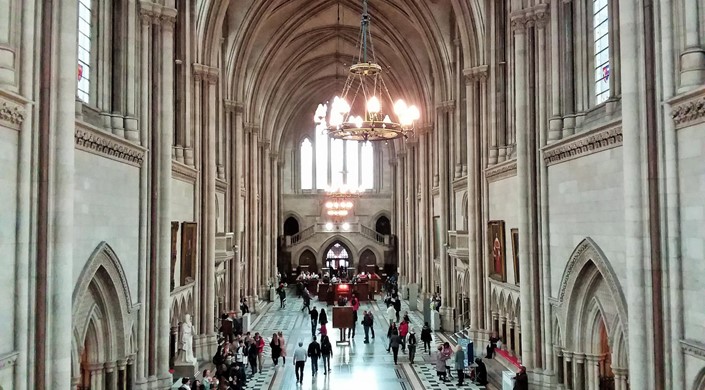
[593,0,610,105]
[302,121,375,190]
[300,138,313,190]
[360,141,374,190]
[77,0,93,103]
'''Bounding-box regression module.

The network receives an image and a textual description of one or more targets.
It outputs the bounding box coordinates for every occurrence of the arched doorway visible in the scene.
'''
[299,249,318,273]
[283,216,300,236]
[72,242,134,390]
[358,249,377,273]
[375,215,391,235]
[324,242,351,277]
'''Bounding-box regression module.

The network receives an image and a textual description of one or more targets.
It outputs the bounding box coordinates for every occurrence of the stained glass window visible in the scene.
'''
[77,0,92,103]
[594,0,610,105]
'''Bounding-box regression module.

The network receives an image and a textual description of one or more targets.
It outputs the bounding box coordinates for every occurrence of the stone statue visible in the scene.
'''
[178,314,197,365]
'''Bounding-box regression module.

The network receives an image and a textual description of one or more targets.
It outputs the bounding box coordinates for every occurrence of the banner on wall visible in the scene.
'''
[457,337,474,368]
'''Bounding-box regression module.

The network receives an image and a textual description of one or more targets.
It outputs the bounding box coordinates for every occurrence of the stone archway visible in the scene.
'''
[299,249,318,273]
[71,242,135,390]
[358,249,377,273]
[554,238,629,390]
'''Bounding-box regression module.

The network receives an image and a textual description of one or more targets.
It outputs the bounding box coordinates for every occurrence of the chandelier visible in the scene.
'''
[313,0,420,142]
[324,187,359,217]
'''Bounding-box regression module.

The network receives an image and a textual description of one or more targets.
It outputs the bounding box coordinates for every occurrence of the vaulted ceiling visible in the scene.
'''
[200,0,482,153]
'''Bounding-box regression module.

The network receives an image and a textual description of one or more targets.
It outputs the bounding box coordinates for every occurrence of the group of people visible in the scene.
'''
[291,334,335,384]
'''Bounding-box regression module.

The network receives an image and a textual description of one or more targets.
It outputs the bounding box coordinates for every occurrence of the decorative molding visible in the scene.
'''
[669,86,705,129]
[0,351,19,369]
[75,121,145,167]
[485,158,517,183]
[681,339,705,361]
[172,160,198,183]
[0,100,24,130]
[437,100,456,113]
[542,121,622,166]
[216,178,228,192]
[463,65,489,84]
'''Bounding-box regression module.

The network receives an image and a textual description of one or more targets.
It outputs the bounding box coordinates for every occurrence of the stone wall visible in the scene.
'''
[547,147,626,297]
[73,150,140,303]
[0,127,18,355]
[677,123,705,342]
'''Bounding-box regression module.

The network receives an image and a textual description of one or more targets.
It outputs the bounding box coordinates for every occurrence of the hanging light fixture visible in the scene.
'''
[313,0,420,142]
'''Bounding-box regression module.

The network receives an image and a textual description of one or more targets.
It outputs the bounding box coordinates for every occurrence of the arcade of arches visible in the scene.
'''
[1,0,705,389]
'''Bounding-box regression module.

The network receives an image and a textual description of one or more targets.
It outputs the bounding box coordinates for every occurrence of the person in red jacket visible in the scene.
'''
[399,319,409,352]
[254,333,265,373]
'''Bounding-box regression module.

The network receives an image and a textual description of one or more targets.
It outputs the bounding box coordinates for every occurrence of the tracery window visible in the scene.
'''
[77,0,93,103]
[301,124,375,190]
[593,0,610,105]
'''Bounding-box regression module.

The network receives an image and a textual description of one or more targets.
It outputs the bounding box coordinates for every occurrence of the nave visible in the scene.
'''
[199,293,489,390]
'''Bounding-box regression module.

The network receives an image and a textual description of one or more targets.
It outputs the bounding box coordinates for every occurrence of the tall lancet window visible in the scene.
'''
[346,141,359,188]
[300,138,313,190]
[77,0,93,103]
[593,0,610,105]
[360,142,374,190]
[315,123,328,189]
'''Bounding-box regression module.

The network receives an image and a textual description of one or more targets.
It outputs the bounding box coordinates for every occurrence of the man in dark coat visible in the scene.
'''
[307,336,321,375]
[474,357,488,386]
[310,306,319,337]
[513,366,529,390]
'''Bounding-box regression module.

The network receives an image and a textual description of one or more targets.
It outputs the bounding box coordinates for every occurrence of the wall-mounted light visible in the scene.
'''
[325,222,334,231]
[342,222,350,231]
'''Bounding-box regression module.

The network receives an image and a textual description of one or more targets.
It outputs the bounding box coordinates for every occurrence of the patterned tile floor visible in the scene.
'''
[235,291,484,390]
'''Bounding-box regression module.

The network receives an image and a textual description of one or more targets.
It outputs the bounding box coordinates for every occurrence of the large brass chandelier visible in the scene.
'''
[313,0,420,142]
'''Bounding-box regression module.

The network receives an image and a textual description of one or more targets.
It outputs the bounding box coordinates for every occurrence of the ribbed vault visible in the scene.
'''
[194,0,484,153]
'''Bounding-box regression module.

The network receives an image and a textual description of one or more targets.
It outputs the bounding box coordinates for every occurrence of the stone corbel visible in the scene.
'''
[463,65,489,85]
[206,67,220,85]
[529,4,550,29]
[269,152,278,162]
[436,100,456,113]
[259,139,270,150]
[223,99,238,112]
[192,63,208,82]
[509,12,528,35]
[0,97,25,130]
[416,122,434,135]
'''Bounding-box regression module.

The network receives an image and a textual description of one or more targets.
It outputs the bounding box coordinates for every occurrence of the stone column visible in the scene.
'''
[679,0,705,89]
[547,0,563,143]
[117,359,127,390]
[438,104,454,331]
[506,320,514,355]
[512,14,535,368]
[203,67,218,346]
[126,357,134,390]
[232,103,244,312]
[104,362,117,390]
[136,9,153,382]
[619,0,649,386]
[50,1,78,387]
[585,355,600,390]
[157,10,176,383]
[464,71,480,330]
[271,152,280,281]
[555,348,565,386]
[262,140,272,289]
[89,364,105,390]
[563,352,573,389]
[573,354,585,390]
[418,128,429,294]
[250,127,260,303]
[612,367,628,390]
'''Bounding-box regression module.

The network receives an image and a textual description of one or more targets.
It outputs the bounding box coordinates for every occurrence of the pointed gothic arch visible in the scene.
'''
[71,241,135,387]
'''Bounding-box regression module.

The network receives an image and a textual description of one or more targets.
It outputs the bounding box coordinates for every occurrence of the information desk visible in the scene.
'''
[319,283,370,305]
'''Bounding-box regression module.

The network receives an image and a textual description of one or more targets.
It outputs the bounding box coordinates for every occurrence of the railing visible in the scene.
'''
[289,225,315,246]
[360,224,386,244]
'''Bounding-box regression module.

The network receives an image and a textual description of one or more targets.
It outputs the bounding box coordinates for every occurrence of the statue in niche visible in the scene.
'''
[178,314,197,365]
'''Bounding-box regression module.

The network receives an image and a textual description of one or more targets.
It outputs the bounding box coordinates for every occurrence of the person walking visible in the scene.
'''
[293,341,307,384]
[455,344,466,386]
[407,328,417,364]
[276,283,287,309]
[362,310,372,343]
[309,306,319,337]
[436,345,448,382]
[319,308,328,329]
[442,342,454,379]
[307,336,321,376]
[270,333,281,367]
[255,333,265,373]
[399,319,409,352]
[421,322,432,354]
[320,334,333,375]
[393,296,401,323]
[301,288,311,313]
[387,321,398,339]
[388,330,402,364]
[278,331,287,364]
[348,294,360,338]
[386,303,396,325]
[247,339,258,376]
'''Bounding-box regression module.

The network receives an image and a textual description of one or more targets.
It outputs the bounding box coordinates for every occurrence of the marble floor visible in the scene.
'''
[241,293,485,390]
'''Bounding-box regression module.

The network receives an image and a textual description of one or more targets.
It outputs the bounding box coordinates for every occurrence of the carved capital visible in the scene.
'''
[206,67,220,84]
[269,152,278,161]
[139,10,154,26]
[463,65,489,84]
[510,13,528,34]
[416,122,434,135]
[0,100,25,130]
[192,63,208,82]
[159,14,176,31]
[259,139,271,149]
[436,100,455,113]
[670,89,705,129]
[223,99,238,112]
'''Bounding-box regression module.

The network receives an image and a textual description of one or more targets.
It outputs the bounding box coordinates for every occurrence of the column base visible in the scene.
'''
[679,47,705,91]
[439,307,455,332]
